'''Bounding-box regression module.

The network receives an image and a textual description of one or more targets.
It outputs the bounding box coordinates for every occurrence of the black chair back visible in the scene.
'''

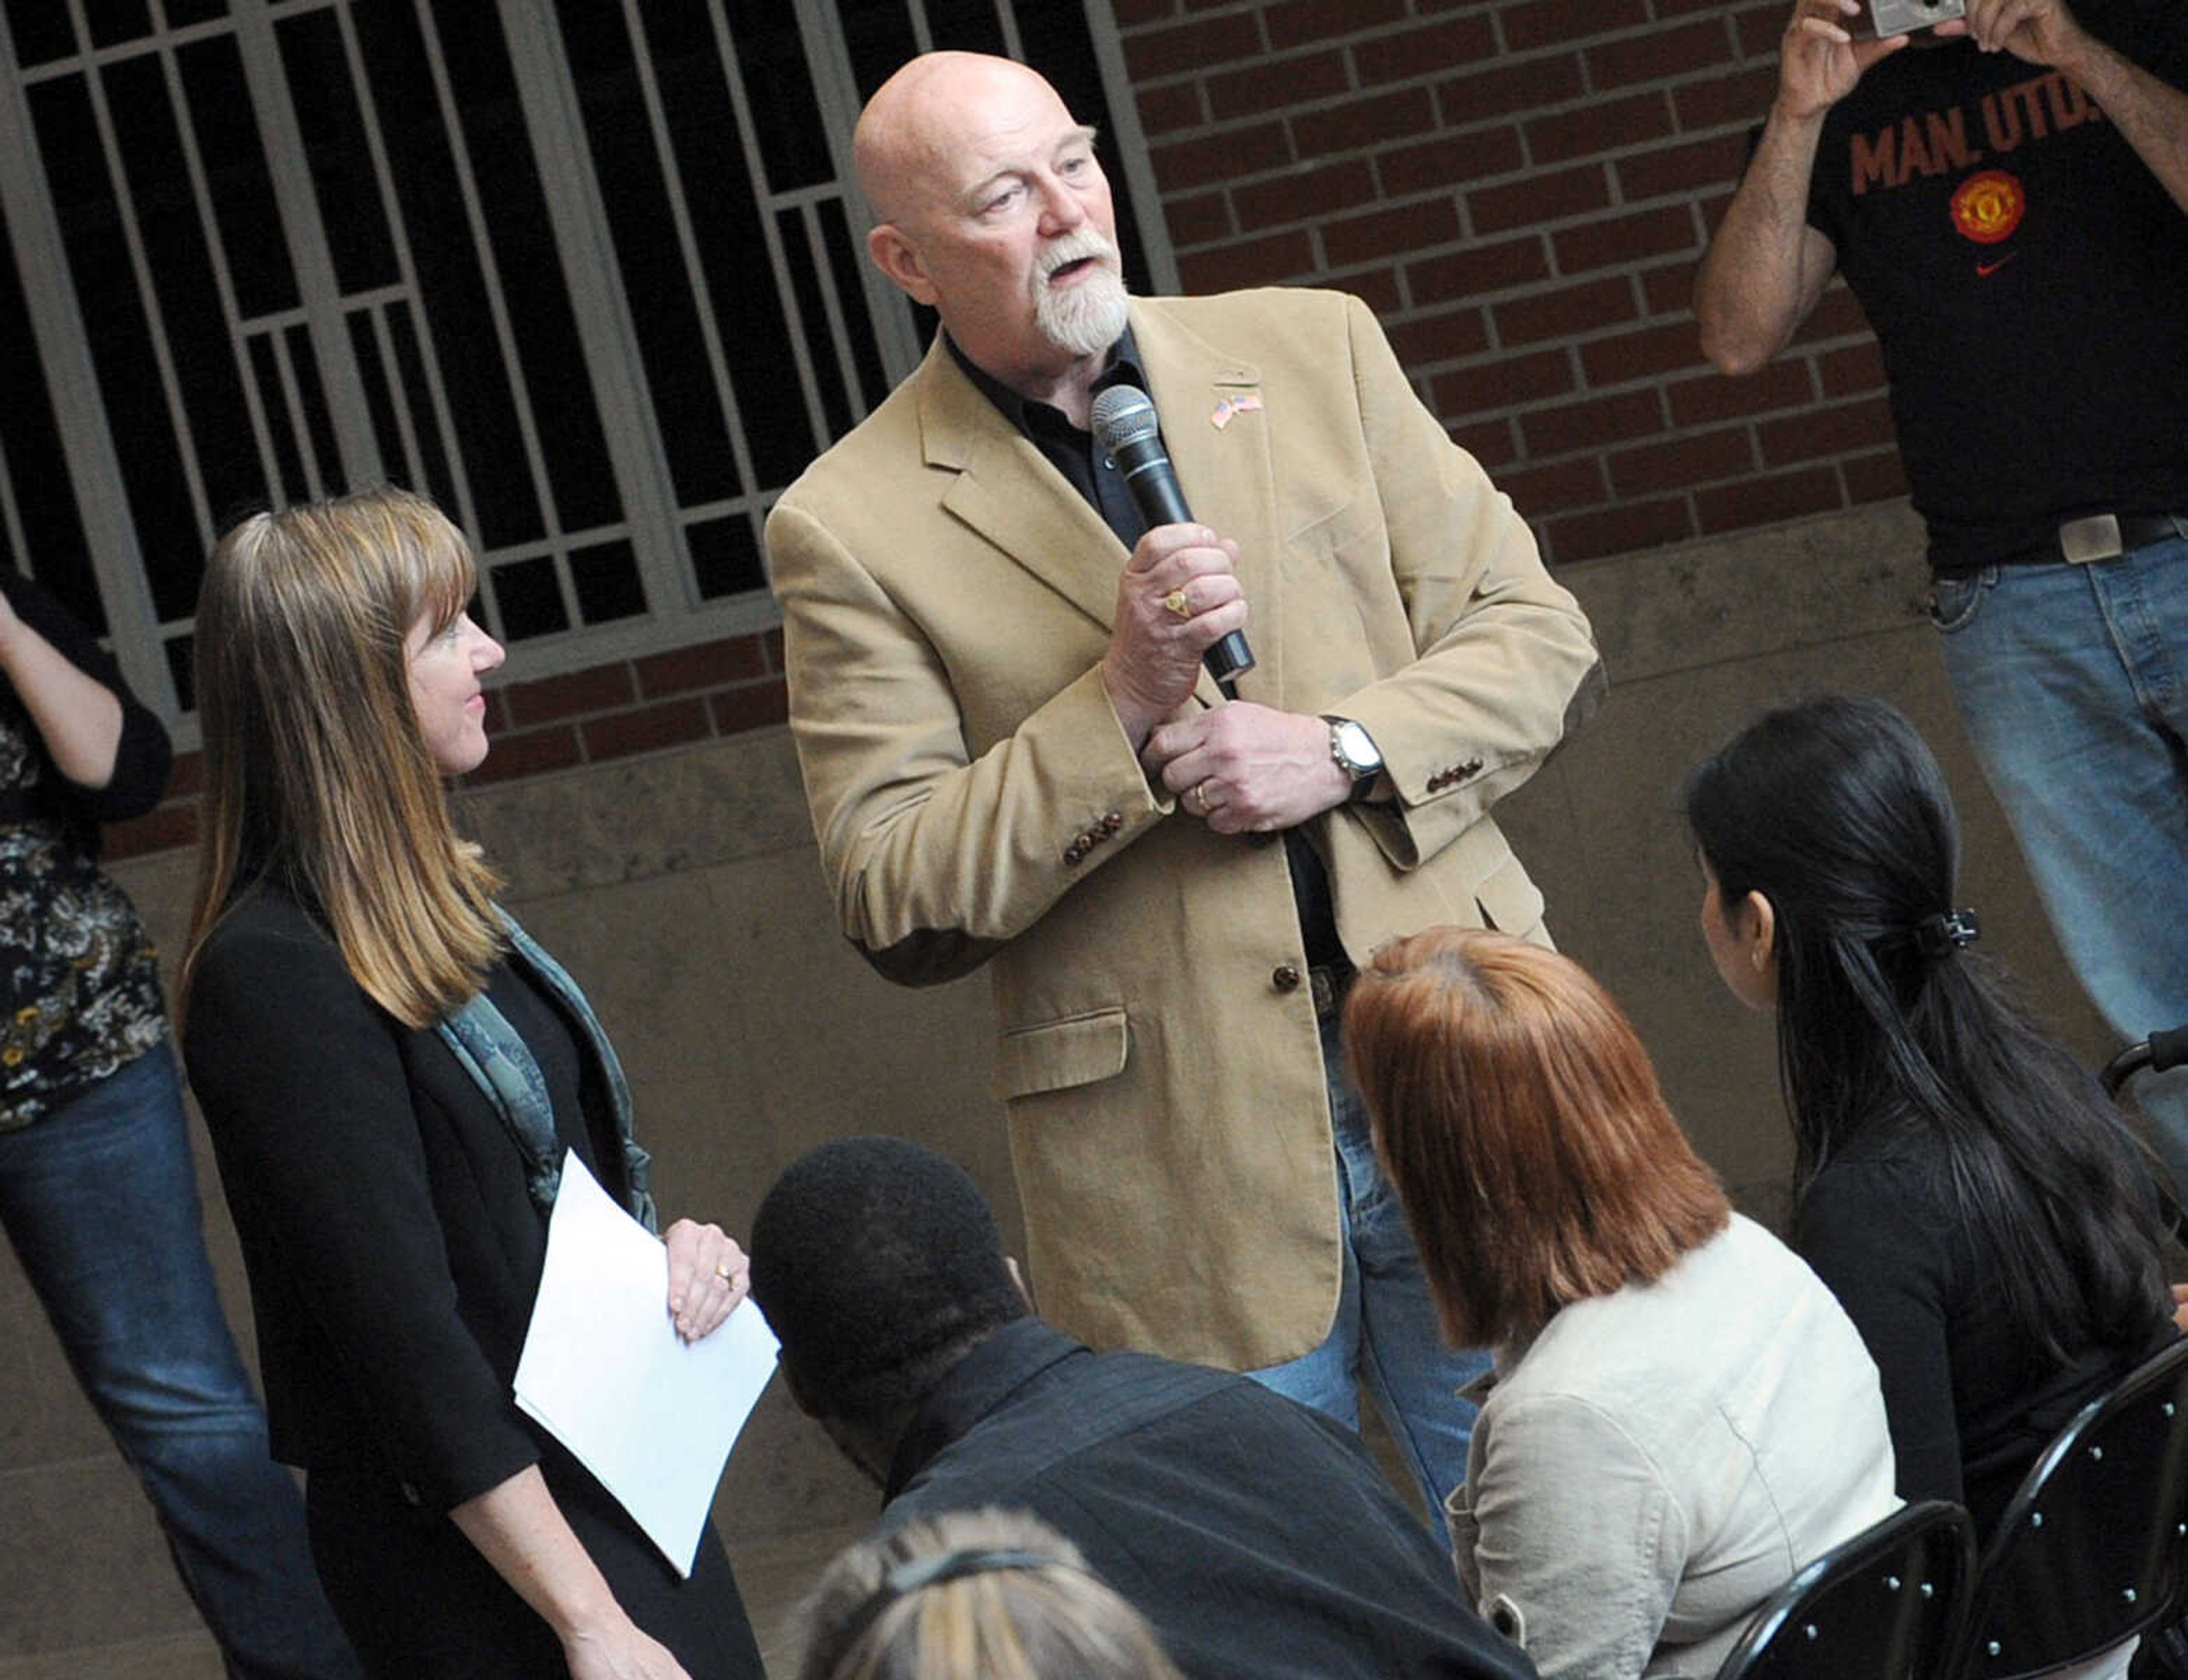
[1713,1499,1975,1680]
[1949,1334,2188,1680]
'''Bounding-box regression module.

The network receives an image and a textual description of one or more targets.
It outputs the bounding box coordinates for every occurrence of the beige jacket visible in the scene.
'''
[767,288,1603,1368]
[1449,1215,1901,1679]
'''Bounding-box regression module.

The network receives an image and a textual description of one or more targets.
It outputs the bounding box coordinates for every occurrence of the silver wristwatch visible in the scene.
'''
[1322,715,1383,790]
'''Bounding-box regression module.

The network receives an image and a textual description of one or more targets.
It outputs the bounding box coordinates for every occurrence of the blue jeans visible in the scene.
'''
[1247,1013,1489,1541]
[0,1041,360,1678]
[1930,528,2188,1192]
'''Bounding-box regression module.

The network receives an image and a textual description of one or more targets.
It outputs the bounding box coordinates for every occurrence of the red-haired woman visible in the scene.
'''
[1342,927,1897,1680]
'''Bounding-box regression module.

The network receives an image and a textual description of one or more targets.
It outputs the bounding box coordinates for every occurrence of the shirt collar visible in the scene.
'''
[884,1317,1086,1500]
[945,329,1147,439]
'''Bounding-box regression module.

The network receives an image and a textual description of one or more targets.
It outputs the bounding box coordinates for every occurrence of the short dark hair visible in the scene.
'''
[749,1136,1028,1428]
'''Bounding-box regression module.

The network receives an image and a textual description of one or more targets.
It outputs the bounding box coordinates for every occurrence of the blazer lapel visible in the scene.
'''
[1133,301,1276,708]
[918,341,1125,637]
[911,315,1277,712]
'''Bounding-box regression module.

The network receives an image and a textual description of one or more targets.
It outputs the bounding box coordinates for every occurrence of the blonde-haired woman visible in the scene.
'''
[179,486,764,1680]
[795,1509,1183,1680]
[1342,927,1898,1680]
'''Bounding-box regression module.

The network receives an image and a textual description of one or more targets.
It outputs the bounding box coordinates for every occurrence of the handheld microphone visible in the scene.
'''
[1090,384,1255,684]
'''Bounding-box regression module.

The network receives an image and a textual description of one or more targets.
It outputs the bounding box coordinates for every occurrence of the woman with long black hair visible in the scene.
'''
[1686,694,2172,1540]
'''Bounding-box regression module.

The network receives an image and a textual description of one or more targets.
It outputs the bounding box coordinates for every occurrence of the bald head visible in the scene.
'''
[855,53,1072,231]
[852,53,1128,403]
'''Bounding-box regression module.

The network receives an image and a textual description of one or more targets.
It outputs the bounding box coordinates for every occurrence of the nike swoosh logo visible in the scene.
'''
[1976,253,2020,277]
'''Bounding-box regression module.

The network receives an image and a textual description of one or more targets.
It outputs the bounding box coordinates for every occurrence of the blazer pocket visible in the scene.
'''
[1474,851,1546,937]
[991,1008,1129,1102]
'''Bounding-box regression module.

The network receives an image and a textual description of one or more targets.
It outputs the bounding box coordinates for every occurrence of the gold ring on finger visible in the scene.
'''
[1164,588,1192,620]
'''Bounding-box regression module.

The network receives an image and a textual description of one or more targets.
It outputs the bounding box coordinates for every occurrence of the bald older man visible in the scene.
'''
[765,51,1603,1525]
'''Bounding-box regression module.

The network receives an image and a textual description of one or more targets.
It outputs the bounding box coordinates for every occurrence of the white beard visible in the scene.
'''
[1033,231,1130,358]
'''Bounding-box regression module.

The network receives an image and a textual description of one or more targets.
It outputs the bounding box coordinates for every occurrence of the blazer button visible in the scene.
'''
[1102,811,1124,835]
[1272,963,1303,992]
[1064,843,1084,866]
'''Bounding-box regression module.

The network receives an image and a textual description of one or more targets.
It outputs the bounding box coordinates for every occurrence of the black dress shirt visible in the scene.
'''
[883,1318,1536,1680]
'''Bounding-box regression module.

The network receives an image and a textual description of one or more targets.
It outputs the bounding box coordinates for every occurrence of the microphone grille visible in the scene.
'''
[1091,384,1160,452]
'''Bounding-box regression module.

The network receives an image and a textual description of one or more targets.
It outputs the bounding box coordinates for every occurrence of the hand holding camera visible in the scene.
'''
[1868,0,1966,38]
[1775,0,1914,119]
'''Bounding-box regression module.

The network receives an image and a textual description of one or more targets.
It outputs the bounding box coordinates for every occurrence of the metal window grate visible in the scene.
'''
[1,0,1170,731]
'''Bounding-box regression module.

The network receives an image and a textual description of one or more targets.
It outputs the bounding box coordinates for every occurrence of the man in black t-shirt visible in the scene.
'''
[1695,0,2188,1186]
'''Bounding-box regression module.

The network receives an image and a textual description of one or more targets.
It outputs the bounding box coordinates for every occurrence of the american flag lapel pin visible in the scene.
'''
[1210,392,1263,430]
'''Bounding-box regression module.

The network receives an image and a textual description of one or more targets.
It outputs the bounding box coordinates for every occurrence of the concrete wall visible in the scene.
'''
[0,499,2111,1675]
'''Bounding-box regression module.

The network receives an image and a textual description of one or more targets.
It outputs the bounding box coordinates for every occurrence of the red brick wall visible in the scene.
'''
[1118,0,1905,564]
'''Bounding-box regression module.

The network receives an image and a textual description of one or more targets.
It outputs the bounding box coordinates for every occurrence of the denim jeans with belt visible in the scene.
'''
[0,1040,359,1677]
[1930,523,2188,1190]
[1245,1010,1489,1542]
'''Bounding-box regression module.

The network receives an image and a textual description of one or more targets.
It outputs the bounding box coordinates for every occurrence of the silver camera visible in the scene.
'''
[1869,0,1966,35]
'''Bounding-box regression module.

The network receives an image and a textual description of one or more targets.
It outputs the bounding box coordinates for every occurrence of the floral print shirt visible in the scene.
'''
[1,569,172,1130]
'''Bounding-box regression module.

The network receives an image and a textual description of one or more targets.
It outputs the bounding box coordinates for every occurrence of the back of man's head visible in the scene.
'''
[749,1136,1029,1431]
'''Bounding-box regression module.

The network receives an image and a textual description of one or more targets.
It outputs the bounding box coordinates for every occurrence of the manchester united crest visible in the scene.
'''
[1950,169,2025,244]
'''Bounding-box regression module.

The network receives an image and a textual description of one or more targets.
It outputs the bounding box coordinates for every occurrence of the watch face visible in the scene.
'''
[1334,719,1381,777]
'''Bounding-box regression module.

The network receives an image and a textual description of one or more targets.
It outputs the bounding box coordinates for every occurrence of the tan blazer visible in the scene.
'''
[768,288,1603,1369]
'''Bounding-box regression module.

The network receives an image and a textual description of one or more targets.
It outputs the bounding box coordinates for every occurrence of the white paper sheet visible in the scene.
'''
[513,1152,777,1577]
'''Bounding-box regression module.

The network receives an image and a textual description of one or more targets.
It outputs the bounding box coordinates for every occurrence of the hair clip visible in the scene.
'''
[1914,907,1981,957]
[834,1548,1070,1654]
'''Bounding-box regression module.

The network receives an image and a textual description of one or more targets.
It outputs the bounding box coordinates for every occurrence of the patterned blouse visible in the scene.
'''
[1,569,172,1131]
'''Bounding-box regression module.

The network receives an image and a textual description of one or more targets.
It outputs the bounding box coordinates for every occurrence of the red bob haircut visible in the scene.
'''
[1342,927,1729,1347]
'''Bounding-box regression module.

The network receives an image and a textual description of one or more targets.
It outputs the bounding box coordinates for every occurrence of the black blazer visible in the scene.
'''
[184,884,627,1510]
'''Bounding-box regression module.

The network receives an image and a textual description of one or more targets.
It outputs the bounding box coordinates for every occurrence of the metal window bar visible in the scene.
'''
[228,0,386,490]
[145,23,293,531]
[3,0,1168,717]
[360,297,432,499]
[615,0,772,536]
[60,1,220,554]
[314,0,483,532]
[404,0,578,635]
[707,2,851,478]
[0,17,170,711]
[0,413,27,578]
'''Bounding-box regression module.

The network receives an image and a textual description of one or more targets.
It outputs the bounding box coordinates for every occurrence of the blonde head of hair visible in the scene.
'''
[181,484,502,1027]
[797,1507,1183,1680]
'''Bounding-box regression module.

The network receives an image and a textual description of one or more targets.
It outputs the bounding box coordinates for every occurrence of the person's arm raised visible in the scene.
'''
[1955,0,2188,216]
[1695,0,1903,374]
[0,583,124,789]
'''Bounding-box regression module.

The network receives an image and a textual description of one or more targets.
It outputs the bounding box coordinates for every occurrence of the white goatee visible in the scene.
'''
[1033,230,1130,358]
